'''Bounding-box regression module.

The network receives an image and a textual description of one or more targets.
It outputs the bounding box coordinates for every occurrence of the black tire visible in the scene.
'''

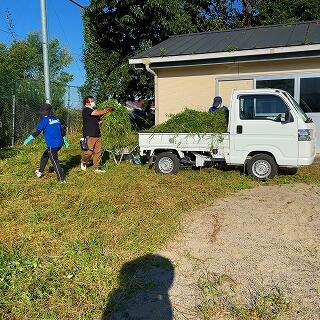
[247,154,278,180]
[155,152,180,174]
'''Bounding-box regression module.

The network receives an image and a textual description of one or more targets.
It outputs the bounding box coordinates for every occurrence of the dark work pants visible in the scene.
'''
[39,146,65,181]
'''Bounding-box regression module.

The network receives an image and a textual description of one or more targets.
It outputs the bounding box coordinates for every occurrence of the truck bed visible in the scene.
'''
[139,132,229,158]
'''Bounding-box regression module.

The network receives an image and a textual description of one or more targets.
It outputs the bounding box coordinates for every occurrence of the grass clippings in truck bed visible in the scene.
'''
[147,109,228,134]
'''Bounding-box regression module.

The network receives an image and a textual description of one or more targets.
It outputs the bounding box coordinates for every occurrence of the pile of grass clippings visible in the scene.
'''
[98,99,138,157]
[147,109,228,133]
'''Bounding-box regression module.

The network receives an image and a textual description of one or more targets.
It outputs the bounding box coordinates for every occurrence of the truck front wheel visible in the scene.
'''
[247,154,278,180]
[155,152,180,174]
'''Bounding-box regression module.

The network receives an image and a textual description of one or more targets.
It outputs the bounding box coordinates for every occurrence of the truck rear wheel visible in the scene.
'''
[155,152,180,174]
[247,154,278,180]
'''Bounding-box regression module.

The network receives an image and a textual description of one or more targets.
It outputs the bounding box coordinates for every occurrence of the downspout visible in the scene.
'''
[145,62,156,77]
[142,59,159,124]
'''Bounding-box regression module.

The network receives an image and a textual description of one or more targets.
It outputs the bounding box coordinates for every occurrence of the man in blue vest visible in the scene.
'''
[23,103,68,183]
[209,96,228,113]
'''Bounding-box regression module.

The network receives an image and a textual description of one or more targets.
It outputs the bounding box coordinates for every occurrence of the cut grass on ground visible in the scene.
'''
[0,137,320,319]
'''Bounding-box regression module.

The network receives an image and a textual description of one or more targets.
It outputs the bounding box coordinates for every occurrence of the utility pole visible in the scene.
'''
[67,85,71,129]
[40,0,51,103]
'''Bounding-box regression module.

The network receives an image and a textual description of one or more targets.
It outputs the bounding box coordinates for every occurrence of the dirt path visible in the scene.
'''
[106,183,320,319]
[159,183,320,320]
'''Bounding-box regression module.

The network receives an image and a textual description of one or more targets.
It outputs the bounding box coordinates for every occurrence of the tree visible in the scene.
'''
[0,33,73,146]
[237,0,260,26]
[257,0,320,25]
[0,33,73,104]
[82,0,320,102]
[233,0,320,27]
[82,0,233,102]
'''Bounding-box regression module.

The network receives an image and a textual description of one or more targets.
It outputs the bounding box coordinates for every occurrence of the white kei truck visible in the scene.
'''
[138,89,316,180]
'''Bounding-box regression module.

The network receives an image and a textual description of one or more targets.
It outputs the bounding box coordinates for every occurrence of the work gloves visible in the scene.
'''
[23,135,70,148]
[63,137,70,148]
[23,135,35,145]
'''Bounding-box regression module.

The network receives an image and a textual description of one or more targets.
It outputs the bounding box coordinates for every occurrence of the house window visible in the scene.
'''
[256,79,295,97]
[240,95,288,121]
[300,77,320,113]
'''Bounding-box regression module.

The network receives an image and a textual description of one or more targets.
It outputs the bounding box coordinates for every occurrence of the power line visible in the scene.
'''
[67,0,85,9]
[0,27,11,34]
[51,1,86,84]
[0,27,24,39]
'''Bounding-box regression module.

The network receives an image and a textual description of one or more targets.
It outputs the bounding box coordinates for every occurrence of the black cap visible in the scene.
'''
[39,103,52,116]
[212,96,222,107]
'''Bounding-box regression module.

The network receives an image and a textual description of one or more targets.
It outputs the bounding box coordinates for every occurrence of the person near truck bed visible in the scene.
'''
[80,95,112,173]
[209,96,229,113]
[23,103,69,183]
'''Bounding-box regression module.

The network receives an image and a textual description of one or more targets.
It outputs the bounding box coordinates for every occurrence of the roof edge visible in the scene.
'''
[129,44,320,66]
[167,20,320,39]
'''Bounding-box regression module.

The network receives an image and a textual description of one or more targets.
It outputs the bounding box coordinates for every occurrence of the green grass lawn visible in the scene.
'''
[0,138,320,319]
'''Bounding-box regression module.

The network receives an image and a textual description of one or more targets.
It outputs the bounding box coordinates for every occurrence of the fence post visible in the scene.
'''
[11,95,16,146]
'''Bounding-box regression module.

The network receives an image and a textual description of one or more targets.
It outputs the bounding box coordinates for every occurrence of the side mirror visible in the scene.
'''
[274,114,282,122]
[285,111,294,123]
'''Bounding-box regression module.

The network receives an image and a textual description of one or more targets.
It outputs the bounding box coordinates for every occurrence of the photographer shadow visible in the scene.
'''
[102,254,174,320]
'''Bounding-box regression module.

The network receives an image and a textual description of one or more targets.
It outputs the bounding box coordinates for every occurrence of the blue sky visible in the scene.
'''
[0,0,90,88]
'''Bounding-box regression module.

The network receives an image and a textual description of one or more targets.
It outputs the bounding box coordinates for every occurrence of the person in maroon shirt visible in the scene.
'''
[81,96,112,173]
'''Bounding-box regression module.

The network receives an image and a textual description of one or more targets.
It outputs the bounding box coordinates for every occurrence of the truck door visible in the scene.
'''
[231,94,298,166]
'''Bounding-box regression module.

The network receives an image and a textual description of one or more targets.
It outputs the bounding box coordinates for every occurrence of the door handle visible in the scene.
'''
[237,125,243,134]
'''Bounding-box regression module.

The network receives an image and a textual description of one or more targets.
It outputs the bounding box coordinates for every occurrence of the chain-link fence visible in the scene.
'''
[0,96,16,147]
[63,85,83,134]
[0,95,39,146]
[0,81,82,147]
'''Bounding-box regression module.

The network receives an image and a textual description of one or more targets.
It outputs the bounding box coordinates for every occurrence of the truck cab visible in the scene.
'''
[227,89,315,178]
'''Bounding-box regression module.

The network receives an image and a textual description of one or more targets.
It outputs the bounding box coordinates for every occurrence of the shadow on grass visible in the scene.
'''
[61,154,82,176]
[0,147,22,160]
[60,151,116,175]
[214,163,299,177]
[101,151,111,165]
[102,254,174,320]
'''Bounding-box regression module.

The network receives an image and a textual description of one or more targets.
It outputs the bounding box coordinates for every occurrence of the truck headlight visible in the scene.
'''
[298,129,312,141]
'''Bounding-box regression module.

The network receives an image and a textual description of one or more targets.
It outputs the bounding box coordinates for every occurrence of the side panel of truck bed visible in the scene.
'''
[139,132,229,159]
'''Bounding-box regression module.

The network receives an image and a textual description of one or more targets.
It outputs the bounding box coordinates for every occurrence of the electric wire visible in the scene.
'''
[51,0,86,85]
[67,0,85,9]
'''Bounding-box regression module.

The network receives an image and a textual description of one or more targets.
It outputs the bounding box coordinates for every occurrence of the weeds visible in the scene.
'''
[197,273,292,320]
[226,44,239,52]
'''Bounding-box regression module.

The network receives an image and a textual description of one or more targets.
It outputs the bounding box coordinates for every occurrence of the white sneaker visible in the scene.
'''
[60,180,66,184]
[35,169,42,178]
[80,163,87,171]
[94,169,106,173]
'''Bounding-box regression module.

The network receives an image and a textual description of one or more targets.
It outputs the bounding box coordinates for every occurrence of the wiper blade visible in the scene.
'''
[306,117,313,123]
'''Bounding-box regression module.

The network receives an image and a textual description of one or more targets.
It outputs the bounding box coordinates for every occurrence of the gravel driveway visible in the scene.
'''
[105,183,320,320]
[159,183,320,319]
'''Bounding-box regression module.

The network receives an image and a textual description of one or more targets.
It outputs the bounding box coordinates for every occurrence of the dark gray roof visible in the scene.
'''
[133,21,320,59]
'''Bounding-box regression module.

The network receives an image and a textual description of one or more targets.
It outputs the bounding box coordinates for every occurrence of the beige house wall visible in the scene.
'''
[155,57,320,124]
[218,79,254,107]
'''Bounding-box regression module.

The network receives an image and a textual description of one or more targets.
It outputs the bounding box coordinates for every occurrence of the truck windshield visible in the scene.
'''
[283,92,310,123]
